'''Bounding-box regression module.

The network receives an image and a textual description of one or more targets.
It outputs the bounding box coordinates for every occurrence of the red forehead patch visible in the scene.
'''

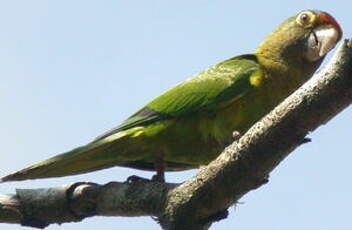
[318,13,343,41]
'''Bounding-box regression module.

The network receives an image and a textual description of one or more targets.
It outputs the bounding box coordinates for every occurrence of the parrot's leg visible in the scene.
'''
[151,158,165,182]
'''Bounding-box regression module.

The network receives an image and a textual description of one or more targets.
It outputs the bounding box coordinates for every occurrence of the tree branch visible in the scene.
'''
[1,39,352,229]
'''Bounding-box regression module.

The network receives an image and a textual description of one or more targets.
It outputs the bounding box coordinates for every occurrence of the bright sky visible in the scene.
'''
[1,1,351,230]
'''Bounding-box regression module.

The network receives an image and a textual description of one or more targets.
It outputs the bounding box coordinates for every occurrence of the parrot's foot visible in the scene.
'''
[125,174,165,183]
[125,175,153,184]
[151,173,165,183]
[232,131,241,141]
[200,209,229,225]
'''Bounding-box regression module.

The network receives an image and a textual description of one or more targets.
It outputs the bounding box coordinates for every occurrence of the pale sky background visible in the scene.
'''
[1,1,351,230]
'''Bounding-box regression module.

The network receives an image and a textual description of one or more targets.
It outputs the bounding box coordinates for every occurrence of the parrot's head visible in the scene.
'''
[256,10,342,66]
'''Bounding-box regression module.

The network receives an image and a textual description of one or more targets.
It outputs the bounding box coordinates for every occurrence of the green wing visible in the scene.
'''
[94,54,261,141]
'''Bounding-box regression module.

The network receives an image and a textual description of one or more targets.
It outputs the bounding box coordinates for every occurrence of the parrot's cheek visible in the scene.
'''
[305,25,340,61]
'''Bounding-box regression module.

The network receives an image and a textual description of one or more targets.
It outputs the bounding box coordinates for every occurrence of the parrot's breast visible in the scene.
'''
[211,67,307,149]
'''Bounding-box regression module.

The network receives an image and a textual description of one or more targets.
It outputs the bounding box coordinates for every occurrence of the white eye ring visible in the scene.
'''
[299,13,309,24]
[296,11,316,27]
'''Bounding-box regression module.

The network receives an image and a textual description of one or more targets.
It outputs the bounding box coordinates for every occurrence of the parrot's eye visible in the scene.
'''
[296,11,316,27]
[300,13,309,23]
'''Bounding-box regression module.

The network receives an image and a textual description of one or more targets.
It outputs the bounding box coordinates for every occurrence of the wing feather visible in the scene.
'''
[94,54,261,142]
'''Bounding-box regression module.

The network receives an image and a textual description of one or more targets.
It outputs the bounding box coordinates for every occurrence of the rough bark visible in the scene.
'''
[1,39,351,229]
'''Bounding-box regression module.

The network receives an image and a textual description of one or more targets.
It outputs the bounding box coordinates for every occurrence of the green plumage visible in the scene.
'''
[1,10,342,182]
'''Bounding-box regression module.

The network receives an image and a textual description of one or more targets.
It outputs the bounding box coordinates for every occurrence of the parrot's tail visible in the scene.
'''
[1,136,130,183]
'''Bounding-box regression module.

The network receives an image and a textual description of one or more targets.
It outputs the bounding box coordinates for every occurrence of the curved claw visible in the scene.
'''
[125,175,152,184]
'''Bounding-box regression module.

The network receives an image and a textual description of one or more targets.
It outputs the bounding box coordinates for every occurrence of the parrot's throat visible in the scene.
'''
[255,32,324,99]
[255,32,324,84]
[255,52,323,98]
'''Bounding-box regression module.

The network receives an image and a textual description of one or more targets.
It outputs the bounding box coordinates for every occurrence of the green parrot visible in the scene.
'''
[1,10,342,182]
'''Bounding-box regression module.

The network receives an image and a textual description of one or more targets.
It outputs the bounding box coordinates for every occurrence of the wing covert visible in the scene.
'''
[94,54,262,141]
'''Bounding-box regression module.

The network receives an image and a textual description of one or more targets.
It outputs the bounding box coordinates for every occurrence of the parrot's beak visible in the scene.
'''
[305,12,342,62]
[306,25,340,61]
[314,25,340,57]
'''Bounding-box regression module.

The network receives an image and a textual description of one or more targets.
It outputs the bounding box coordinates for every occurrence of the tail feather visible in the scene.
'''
[1,135,134,182]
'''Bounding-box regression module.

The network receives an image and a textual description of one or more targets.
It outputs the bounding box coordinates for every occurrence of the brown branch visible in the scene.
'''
[1,39,351,229]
